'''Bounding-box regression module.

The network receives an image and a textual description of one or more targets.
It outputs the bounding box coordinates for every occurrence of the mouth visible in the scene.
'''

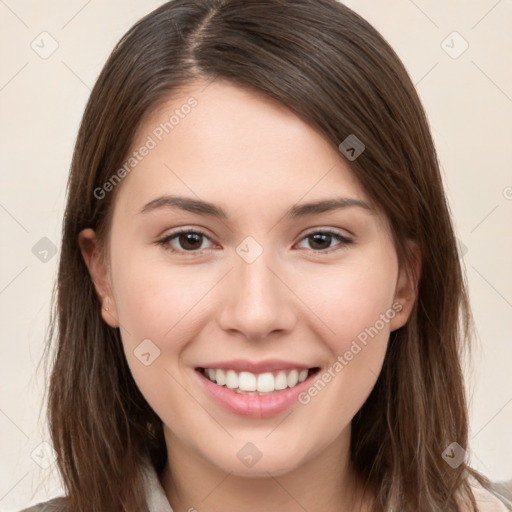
[195,366,321,396]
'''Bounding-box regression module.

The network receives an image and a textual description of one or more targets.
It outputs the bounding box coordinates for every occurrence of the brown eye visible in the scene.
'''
[158,229,214,254]
[297,230,353,253]
[308,233,334,250]
[177,232,203,251]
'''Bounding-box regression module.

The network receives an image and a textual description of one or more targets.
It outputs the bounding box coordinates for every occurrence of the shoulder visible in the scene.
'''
[19,496,66,512]
[468,481,511,512]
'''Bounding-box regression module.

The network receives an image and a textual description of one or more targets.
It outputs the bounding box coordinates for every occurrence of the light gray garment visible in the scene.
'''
[19,460,511,511]
[141,458,174,511]
[20,458,174,512]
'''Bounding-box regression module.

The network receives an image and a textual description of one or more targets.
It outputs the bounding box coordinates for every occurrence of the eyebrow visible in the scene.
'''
[139,195,373,219]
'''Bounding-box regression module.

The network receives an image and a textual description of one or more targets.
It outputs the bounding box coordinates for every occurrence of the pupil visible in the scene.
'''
[180,233,202,250]
[310,233,330,250]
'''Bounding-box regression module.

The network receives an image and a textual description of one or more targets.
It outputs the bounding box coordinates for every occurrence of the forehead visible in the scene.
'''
[114,79,372,219]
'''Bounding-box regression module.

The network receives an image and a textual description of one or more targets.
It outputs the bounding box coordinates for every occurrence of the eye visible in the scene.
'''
[296,230,353,253]
[157,229,215,254]
[157,228,353,256]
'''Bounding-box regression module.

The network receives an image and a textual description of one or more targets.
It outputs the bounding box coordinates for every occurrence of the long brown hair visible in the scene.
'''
[39,0,490,510]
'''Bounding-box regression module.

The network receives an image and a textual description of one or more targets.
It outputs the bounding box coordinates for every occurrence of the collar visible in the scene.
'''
[140,458,174,512]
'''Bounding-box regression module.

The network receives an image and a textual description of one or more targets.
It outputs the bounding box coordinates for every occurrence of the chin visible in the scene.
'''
[210,445,306,478]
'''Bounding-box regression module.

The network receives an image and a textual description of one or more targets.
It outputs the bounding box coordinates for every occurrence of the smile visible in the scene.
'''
[194,364,321,418]
[199,367,318,395]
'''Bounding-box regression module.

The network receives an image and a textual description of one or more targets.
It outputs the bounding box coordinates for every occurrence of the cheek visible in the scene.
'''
[109,248,223,408]
[109,251,210,423]
[292,255,397,420]
[111,248,214,345]
[300,254,398,351]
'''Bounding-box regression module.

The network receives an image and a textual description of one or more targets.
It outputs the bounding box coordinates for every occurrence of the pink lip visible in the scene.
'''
[196,358,313,373]
[194,367,319,418]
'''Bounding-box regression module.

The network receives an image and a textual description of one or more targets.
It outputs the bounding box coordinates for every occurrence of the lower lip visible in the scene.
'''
[195,368,318,418]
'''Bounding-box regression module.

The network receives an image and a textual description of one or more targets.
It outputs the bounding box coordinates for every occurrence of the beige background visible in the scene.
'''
[0,0,511,510]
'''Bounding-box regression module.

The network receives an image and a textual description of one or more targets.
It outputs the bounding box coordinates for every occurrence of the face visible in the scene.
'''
[80,79,417,478]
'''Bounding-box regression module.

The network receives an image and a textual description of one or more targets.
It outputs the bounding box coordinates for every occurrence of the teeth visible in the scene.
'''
[203,367,312,393]
[274,371,288,390]
[216,369,226,386]
[239,371,256,391]
[287,369,299,387]
[225,370,238,389]
[257,372,274,392]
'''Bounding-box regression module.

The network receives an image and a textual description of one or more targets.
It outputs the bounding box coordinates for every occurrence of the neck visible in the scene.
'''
[160,426,371,512]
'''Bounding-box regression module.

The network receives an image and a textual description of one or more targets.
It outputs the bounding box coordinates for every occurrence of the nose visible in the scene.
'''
[216,249,297,342]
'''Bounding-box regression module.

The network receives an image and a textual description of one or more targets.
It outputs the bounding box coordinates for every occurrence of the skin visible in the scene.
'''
[79,79,419,512]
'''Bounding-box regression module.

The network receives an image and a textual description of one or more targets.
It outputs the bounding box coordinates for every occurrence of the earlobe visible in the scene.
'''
[389,241,421,332]
[78,228,119,328]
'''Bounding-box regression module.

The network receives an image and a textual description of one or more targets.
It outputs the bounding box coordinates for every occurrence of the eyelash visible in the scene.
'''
[156,228,353,256]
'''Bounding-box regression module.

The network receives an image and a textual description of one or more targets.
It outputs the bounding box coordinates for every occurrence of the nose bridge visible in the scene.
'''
[216,240,296,339]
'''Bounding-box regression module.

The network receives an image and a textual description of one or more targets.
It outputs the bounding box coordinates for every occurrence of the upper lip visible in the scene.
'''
[196,359,317,373]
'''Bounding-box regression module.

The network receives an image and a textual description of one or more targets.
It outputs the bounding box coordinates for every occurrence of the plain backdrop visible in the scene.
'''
[0,1,511,510]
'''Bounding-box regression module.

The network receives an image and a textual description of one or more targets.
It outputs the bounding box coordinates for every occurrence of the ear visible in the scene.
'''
[389,240,421,332]
[78,228,119,328]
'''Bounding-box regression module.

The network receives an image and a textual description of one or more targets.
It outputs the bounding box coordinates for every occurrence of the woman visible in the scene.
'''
[22,0,509,511]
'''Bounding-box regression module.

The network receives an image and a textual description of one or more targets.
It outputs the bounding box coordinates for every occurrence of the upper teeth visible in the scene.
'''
[204,368,309,393]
